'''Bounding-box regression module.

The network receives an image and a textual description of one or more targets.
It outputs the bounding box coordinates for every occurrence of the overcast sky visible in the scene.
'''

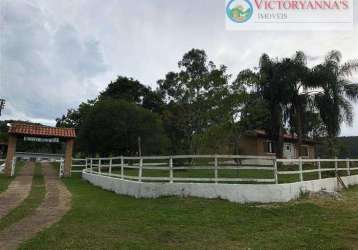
[0,0,357,136]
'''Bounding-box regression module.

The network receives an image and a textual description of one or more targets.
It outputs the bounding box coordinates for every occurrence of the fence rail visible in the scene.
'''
[80,155,358,184]
[71,158,87,173]
[83,155,277,184]
[276,157,358,183]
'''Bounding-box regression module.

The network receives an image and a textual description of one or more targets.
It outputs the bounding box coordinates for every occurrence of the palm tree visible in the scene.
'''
[313,50,358,156]
[255,54,292,158]
[284,51,314,157]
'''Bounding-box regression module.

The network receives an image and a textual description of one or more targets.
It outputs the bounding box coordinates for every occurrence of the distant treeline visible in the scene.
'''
[55,49,358,157]
[1,49,357,158]
[317,137,358,158]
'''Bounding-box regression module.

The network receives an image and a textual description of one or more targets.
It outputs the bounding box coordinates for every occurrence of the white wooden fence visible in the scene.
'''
[81,155,358,184]
[4,155,358,184]
[10,158,16,176]
[277,158,358,182]
[84,155,277,183]
[72,158,87,173]
[0,159,5,173]
[0,158,16,176]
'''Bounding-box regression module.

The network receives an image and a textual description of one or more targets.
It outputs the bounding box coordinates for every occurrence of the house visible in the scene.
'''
[239,130,316,159]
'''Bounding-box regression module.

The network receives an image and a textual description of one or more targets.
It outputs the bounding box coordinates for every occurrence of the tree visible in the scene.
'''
[312,50,358,156]
[99,76,148,104]
[56,101,95,131]
[99,76,163,113]
[282,51,312,157]
[158,49,234,154]
[78,99,168,156]
[240,54,293,157]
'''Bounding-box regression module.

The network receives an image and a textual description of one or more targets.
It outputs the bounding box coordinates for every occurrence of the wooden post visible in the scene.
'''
[335,157,338,177]
[98,159,102,174]
[121,156,124,179]
[90,158,93,173]
[169,157,173,183]
[109,158,112,175]
[299,157,303,182]
[214,156,218,184]
[273,158,278,184]
[347,159,351,176]
[138,158,143,182]
[11,157,16,176]
[317,157,322,179]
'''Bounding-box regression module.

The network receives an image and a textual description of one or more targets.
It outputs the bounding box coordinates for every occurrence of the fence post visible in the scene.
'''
[299,157,303,182]
[335,157,338,177]
[138,157,143,182]
[90,159,93,173]
[121,156,124,179]
[59,158,64,178]
[347,158,351,176]
[99,159,102,174]
[11,157,16,177]
[273,158,278,184]
[169,157,173,183]
[317,157,322,179]
[214,155,218,184]
[109,158,112,176]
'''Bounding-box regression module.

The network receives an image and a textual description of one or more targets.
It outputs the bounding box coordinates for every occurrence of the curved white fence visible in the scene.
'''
[84,155,277,184]
[80,155,358,184]
[79,155,358,203]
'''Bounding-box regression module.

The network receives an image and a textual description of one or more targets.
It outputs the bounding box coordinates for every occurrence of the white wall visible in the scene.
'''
[82,172,358,203]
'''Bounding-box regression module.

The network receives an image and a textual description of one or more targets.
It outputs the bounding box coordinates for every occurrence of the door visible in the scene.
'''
[283,143,294,159]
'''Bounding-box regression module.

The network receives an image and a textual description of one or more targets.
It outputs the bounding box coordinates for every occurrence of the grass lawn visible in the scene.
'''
[0,162,45,230]
[18,172,358,250]
[0,161,25,193]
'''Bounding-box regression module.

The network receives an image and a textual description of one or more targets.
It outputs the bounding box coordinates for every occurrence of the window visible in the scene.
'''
[300,146,309,157]
[264,140,275,153]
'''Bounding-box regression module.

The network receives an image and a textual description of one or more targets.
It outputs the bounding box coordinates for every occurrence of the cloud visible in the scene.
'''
[0,0,357,135]
[0,0,107,122]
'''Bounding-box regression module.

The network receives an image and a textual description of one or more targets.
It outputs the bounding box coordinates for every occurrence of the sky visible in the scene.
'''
[0,0,357,136]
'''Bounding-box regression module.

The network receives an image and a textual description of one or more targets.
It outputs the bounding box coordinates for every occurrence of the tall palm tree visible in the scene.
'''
[313,50,358,156]
[284,51,313,157]
[256,54,292,158]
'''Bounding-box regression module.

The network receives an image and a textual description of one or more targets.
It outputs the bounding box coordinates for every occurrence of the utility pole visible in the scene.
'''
[0,99,5,116]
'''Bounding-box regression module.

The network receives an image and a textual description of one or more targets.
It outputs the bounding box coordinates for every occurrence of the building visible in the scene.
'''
[239,130,316,159]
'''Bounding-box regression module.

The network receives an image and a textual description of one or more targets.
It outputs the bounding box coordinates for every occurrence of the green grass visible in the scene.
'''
[0,161,25,193]
[0,175,13,193]
[19,172,358,250]
[0,162,45,230]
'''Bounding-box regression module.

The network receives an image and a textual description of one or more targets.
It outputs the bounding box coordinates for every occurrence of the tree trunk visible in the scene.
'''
[296,105,303,157]
[276,124,284,158]
[273,105,284,159]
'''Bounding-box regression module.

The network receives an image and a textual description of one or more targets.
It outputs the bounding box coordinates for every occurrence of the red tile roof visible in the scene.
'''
[255,129,298,140]
[253,129,316,144]
[8,123,76,138]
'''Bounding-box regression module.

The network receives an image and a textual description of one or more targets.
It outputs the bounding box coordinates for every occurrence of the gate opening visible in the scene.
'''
[4,123,76,177]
